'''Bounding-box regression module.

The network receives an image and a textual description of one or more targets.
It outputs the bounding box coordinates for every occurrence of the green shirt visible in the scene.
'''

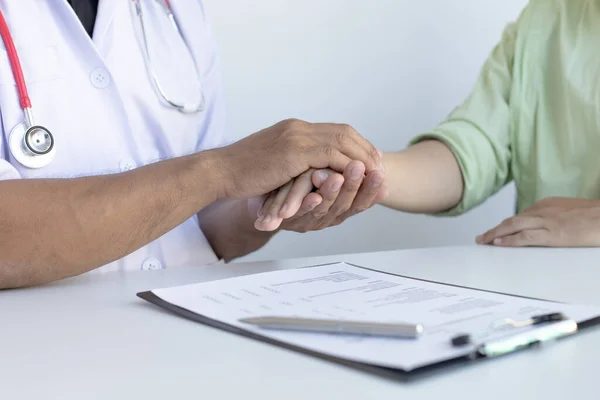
[410,0,600,215]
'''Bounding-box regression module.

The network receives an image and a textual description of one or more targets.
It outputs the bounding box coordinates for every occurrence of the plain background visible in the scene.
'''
[201,0,529,262]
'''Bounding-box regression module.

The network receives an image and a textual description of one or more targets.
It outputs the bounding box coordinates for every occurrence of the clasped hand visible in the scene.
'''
[252,161,388,232]
[214,118,387,234]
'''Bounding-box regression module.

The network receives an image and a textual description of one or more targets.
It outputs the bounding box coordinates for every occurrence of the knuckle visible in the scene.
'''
[504,217,518,229]
[282,118,304,131]
[280,120,309,143]
[329,204,347,216]
[339,123,356,135]
[343,179,361,192]
[312,210,328,219]
[290,223,309,233]
[521,230,536,242]
[353,204,369,213]
[332,216,346,226]
[323,146,338,158]
[333,130,350,146]
[370,147,380,161]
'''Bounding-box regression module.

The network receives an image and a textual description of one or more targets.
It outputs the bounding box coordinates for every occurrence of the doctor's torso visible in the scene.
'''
[0,0,228,272]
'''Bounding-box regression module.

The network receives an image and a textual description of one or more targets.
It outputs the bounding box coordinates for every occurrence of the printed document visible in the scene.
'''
[151,263,600,371]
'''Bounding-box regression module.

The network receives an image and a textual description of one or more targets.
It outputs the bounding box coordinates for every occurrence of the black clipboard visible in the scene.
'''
[137,262,600,381]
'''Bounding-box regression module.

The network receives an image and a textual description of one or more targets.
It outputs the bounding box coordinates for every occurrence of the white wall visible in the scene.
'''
[202,0,528,262]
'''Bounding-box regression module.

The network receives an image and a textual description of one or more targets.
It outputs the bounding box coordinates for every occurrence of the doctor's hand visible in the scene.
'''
[476,197,600,247]
[213,119,383,200]
[252,160,388,232]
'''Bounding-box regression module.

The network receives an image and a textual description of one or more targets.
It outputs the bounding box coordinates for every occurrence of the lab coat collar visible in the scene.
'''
[93,0,119,45]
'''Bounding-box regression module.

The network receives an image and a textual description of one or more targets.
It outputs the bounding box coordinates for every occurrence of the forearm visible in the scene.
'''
[380,140,464,213]
[198,199,276,262]
[0,151,221,288]
[199,199,276,262]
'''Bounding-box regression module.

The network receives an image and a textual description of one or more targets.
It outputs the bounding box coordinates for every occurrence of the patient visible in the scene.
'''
[255,0,600,248]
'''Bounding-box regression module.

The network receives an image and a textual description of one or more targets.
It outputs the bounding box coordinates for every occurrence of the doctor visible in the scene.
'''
[0,1,385,289]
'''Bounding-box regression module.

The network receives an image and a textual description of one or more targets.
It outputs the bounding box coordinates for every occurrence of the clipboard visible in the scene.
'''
[137,262,600,381]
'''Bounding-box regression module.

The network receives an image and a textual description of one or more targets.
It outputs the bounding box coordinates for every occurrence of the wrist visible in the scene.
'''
[190,149,227,204]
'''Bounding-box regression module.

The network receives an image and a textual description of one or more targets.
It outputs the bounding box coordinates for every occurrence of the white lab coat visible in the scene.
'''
[0,0,229,272]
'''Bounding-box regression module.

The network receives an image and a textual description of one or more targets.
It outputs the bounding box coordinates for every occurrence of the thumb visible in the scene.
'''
[311,169,334,188]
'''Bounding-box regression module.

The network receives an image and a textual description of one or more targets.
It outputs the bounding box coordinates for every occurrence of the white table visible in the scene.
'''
[2,245,599,399]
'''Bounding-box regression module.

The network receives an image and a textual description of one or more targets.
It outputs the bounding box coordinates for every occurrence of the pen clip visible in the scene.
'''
[476,319,578,358]
[451,312,567,347]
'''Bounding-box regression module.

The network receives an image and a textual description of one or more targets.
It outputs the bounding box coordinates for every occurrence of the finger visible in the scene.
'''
[256,191,276,218]
[255,207,284,231]
[292,192,323,219]
[313,123,382,172]
[309,173,345,221]
[476,215,546,244]
[314,148,353,175]
[318,161,365,226]
[335,168,384,223]
[255,191,285,231]
[262,179,294,219]
[491,229,551,247]
[278,170,318,219]
[311,169,335,189]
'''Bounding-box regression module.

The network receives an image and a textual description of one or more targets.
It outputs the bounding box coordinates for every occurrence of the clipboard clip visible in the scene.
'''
[450,312,579,358]
[475,319,578,358]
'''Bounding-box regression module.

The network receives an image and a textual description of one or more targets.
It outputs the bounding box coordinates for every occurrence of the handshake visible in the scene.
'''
[213,119,388,234]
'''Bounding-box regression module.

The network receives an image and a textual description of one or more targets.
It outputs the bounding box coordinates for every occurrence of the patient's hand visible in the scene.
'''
[477,197,600,247]
[254,161,388,232]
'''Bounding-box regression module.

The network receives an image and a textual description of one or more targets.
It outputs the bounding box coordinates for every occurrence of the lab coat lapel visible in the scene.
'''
[92,0,119,45]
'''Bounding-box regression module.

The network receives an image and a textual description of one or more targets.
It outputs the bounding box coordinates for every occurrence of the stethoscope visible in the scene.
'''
[0,0,204,169]
[132,0,205,114]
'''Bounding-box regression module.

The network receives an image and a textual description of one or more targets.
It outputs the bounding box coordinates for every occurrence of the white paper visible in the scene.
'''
[152,263,600,371]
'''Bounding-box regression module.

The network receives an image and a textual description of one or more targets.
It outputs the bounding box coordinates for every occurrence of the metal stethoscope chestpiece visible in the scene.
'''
[0,1,202,169]
[9,108,56,169]
[25,125,54,155]
[0,9,56,169]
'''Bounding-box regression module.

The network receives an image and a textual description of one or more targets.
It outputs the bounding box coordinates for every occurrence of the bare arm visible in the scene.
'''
[0,152,221,289]
[0,119,381,289]
[380,140,464,214]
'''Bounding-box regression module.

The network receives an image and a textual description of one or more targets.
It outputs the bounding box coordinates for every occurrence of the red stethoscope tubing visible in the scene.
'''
[0,0,174,113]
[0,9,31,110]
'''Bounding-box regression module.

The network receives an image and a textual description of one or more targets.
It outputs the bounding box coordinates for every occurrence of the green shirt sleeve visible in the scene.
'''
[409,18,519,216]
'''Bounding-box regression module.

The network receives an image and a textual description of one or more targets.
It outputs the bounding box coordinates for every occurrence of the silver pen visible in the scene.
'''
[239,315,424,338]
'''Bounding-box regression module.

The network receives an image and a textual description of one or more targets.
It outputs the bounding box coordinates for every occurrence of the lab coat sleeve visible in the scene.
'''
[194,1,233,151]
[0,115,21,180]
[408,17,520,216]
[0,159,21,180]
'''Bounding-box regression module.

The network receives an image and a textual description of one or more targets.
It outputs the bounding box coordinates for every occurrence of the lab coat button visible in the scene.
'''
[142,257,162,271]
[90,68,111,89]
